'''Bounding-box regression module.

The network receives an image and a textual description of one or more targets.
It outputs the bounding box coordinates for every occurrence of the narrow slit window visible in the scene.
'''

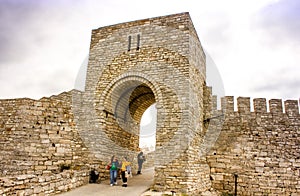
[128,35,132,51]
[136,34,140,50]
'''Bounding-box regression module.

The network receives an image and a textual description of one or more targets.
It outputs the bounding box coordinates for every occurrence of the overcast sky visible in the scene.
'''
[0,0,299,103]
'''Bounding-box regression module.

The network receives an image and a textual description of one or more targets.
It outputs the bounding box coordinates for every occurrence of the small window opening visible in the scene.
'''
[137,34,140,50]
[128,35,131,51]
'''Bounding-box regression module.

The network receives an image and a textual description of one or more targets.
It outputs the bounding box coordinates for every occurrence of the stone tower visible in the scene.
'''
[73,12,210,193]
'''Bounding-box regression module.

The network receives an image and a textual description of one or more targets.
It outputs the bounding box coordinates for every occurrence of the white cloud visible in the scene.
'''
[0,0,298,101]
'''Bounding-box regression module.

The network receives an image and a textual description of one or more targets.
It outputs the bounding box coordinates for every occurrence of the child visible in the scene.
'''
[126,164,132,178]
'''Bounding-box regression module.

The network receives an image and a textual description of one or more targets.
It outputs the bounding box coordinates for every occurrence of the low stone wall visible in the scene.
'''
[0,170,89,195]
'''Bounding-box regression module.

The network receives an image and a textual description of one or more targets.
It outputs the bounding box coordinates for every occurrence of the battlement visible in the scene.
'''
[210,96,299,116]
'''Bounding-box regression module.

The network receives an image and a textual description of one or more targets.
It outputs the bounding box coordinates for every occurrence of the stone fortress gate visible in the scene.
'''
[0,12,299,195]
[74,11,210,193]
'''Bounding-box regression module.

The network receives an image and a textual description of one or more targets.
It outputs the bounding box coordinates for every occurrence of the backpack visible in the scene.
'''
[126,165,131,173]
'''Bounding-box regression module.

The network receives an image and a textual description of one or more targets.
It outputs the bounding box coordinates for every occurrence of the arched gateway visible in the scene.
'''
[74,12,210,193]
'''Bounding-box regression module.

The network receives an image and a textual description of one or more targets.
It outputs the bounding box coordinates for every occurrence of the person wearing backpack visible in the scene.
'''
[109,155,119,186]
[120,156,131,187]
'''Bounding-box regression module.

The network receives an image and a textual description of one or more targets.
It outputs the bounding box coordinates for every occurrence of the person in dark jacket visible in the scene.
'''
[89,168,99,183]
[137,151,146,174]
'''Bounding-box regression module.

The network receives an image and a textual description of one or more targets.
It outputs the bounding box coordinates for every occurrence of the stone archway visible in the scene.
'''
[96,74,160,159]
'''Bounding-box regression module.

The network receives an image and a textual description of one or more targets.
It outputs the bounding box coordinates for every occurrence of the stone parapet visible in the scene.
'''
[0,170,89,195]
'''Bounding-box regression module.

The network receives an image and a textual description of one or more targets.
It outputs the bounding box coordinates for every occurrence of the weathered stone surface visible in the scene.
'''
[206,97,300,195]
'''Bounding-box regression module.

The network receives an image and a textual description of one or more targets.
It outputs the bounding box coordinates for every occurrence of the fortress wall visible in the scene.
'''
[0,92,106,195]
[0,12,299,195]
[206,96,300,195]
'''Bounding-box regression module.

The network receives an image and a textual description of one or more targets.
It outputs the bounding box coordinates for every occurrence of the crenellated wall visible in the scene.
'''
[204,94,300,195]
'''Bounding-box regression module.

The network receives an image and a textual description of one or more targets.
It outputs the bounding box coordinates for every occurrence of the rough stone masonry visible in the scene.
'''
[0,12,299,195]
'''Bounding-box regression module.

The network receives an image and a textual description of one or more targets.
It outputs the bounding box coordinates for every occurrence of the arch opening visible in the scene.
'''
[100,78,157,152]
[139,103,157,152]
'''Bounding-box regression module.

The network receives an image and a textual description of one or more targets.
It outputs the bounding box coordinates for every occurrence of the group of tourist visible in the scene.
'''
[90,151,146,187]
